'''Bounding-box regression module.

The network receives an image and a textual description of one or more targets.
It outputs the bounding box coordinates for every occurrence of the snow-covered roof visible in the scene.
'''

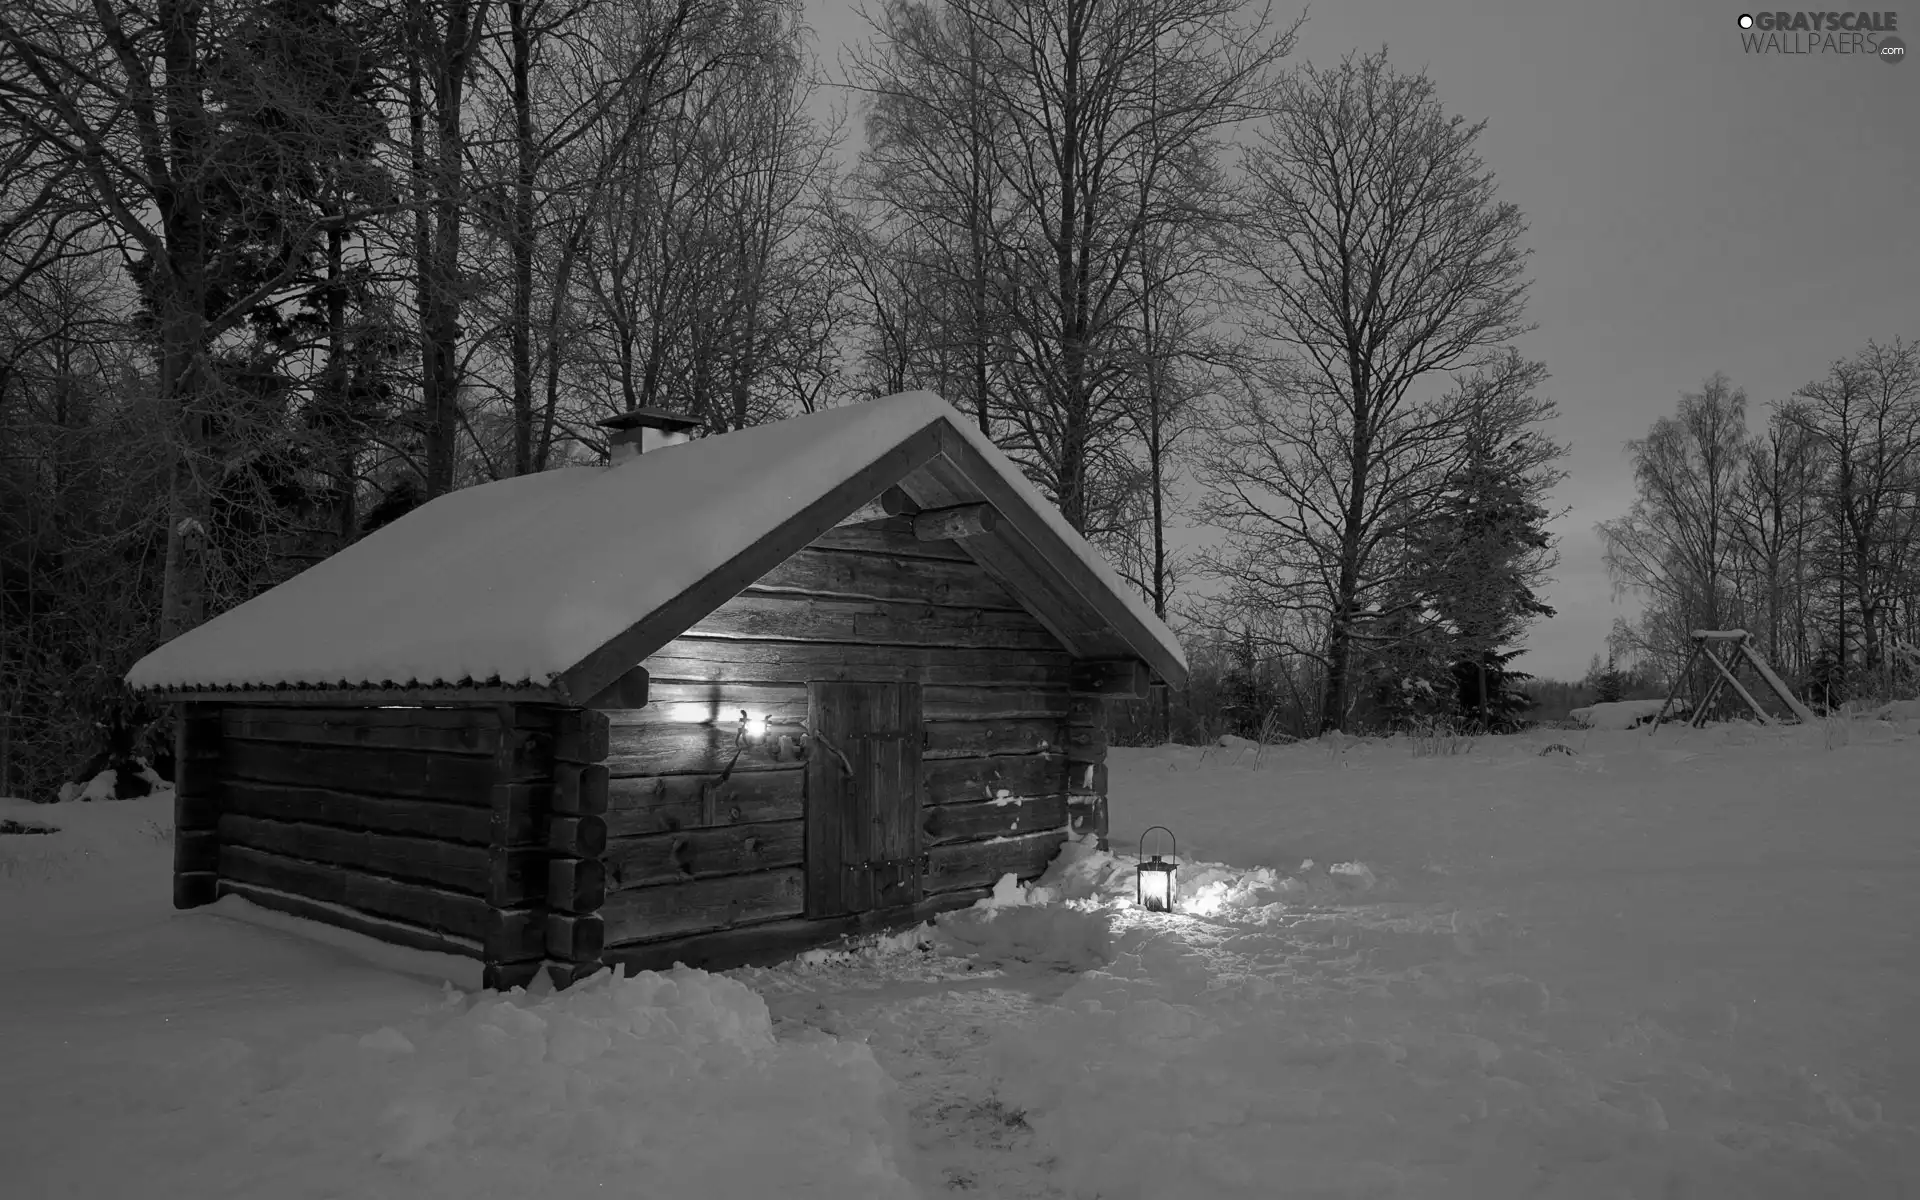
[126,391,1188,699]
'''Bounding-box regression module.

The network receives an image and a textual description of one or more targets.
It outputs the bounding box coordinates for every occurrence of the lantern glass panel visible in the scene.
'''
[1137,859,1175,912]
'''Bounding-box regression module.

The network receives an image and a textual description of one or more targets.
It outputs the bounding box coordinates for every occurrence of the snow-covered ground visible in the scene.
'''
[1568,698,1672,729]
[3,716,1918,1198]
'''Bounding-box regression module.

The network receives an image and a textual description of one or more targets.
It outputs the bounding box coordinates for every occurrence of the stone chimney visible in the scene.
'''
[597,408,702,464]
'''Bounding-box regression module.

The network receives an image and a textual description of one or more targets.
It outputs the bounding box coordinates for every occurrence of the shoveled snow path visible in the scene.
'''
[744,952,1076,1196]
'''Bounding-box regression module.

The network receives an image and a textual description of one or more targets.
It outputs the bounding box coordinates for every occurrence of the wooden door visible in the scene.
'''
[805,681,923,918]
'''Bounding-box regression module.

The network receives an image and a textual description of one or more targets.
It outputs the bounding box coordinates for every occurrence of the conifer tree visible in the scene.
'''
[1407,386,1561,729]
[1588,651,1625,703]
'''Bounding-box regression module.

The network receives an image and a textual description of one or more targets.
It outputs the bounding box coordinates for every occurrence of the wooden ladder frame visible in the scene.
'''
[1648,630,1817,733]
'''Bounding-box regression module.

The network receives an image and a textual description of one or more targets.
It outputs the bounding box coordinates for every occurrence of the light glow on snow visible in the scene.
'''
[1177,879,1232,917]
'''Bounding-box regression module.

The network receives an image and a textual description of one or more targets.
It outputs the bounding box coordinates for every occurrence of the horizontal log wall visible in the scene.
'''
[602,524,1075,953]
[185,702,582,989]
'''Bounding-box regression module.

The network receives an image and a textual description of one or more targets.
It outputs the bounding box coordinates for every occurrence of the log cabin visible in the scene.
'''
[125,391,1188,990]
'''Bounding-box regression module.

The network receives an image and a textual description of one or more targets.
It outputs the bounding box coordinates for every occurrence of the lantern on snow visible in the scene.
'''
[1136,825,1177,913]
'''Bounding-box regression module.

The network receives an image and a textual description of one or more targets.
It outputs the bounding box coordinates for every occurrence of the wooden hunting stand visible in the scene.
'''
[1647,630,1816,732]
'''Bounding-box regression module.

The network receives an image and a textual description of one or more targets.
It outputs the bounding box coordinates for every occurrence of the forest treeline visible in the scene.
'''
[1600,355,1920,714]
[0,0,1909,794]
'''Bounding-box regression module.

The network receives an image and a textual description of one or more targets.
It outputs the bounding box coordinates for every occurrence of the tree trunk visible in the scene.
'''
[1056,405,1089,532]
[158,331,211,641]
[1320,387,1374,732]
[417,0,488,498]
[1320,582,1357,733]
[1856,534,1877,681]
[971,251,992,436]
[406,29,439,493]
[535,221,592,470]
[156,0,214,641]
[508,0,536,476]
[1053,46,1090,536]
[1149,414,1167,617]
[324,223,356,545]
[423,119,464,497]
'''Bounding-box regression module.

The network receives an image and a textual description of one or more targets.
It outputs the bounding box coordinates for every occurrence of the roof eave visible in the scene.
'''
[920,424,1190,691]
[134,682,570,706]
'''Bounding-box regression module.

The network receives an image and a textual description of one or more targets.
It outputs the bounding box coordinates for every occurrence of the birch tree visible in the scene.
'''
[1599,373,1749,693]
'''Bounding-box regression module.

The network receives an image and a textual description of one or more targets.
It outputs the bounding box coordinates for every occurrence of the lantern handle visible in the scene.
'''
[1138,825,1176,866]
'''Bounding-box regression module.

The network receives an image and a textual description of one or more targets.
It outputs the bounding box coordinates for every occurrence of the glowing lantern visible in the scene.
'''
[1136,825,1177,912]
[732,710,769,742]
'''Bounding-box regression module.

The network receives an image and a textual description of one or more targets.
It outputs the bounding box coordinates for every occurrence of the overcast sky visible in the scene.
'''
[802,0,1916,681]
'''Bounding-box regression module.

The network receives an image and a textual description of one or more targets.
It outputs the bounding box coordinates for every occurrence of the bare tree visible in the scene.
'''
[1213,50,1532,730]
[522,0,749,465]
[828,196,948,397]
[1599,373,1749,691]
[0,0,394,635]
[1728,406,1823,671]
[853,0,1294,535]
[0,229,158,798]
[1113,222,1214,621]
[401,0,492,497]
[0,122,102,314]
[463,0,733,474]
[1105,18,1242,625]
[682,11,836,431]
[849,0,1019,433]
[1785,338,1920,682]
[570,0,831,436]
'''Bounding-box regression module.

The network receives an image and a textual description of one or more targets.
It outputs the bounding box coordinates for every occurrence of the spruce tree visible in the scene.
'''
[1408,411,1559,730]
[1595,652,1625,703]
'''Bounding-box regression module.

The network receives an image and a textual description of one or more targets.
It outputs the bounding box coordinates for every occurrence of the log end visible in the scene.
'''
[547,911,606,962]
[174,872,220,910]
[549,857,607,915]
[482,960,545,992]
[549,814,609,858]
[173,827,221,875]
[912,503,998,541]
[546,959,611,990]
[552,763,611,816]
